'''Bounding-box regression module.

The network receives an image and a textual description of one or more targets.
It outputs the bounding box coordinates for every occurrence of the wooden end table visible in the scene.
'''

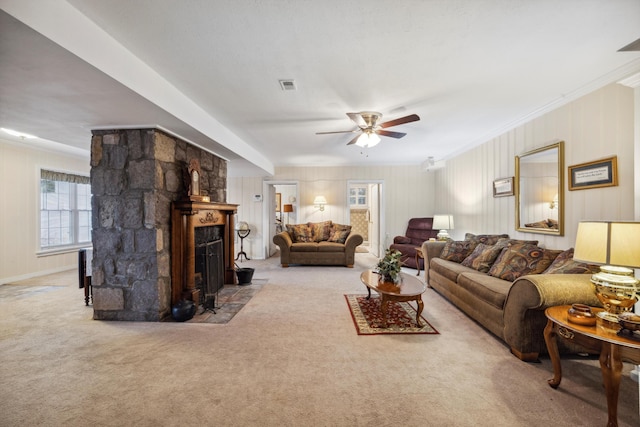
[359,270,426,328]
[544,305,640,427]
[414,247,424,276]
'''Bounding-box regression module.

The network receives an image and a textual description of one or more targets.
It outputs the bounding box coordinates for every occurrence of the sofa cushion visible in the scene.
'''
[440,240,478,263]
[317,241,346,252]
[290,242,319,252]
[464,233,510,245]
[309,220,333,242]
[286,224,313,243]
[461,239,539,273]
[543,248,599,274]
[431,257,476,283]
[458,272,511,310]
[328,223,351,243]
[488,243,562,282]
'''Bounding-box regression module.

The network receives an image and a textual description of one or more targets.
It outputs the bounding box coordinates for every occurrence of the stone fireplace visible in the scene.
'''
[90,128,229,321]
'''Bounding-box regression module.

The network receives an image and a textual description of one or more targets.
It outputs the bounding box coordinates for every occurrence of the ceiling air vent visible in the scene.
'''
[279,79,297,91]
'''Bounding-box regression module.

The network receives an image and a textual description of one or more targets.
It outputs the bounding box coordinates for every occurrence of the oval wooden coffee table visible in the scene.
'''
[359,270,427,328]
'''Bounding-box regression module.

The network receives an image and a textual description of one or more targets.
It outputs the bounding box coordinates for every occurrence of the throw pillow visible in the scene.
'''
[543,248,600,274]
[286,223,313,243]
[328,223,352,244]
[488,243,562,282]
[460,239,539,273]
[440,240,478,263]
[464,233,510,246]
[309,220,333,242]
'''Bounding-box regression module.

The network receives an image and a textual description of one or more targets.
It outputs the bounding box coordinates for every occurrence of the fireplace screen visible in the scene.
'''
[194,226,224,311]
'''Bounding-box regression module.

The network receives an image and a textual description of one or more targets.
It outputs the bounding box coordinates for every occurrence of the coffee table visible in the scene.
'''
[359,270,427,328]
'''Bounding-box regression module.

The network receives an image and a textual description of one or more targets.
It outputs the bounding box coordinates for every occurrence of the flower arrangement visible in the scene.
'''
[375,248,403,283]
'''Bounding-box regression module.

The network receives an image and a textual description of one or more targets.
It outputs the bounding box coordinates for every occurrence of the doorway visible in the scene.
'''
[262,180,299,259]
[347,180,383,258]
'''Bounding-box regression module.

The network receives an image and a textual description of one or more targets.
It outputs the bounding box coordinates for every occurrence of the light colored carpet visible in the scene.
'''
[0,254,638,426]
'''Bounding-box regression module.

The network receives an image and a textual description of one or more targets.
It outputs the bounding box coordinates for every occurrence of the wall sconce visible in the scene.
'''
[313,196,327,211]
[433,214,454,241]
[549,194,558,209]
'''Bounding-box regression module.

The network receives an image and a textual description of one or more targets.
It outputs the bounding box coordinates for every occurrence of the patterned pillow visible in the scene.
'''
[461,239,538,273]
[286,223,313,243]
[309,220,333,242]
[543,248,600,274]
[328,223,352,243]
[464,233,510,246]
[440,240,478,263]
[488,243,562,282]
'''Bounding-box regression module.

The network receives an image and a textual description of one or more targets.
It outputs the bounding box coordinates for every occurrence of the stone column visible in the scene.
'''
[90,128,227,321]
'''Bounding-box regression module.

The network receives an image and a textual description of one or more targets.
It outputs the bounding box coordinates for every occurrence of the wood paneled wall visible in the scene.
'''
[434,83,635,250]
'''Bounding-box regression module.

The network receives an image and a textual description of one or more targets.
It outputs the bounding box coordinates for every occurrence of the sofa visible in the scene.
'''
[389,217,439,270]
[273,221,363,267]
[422,233,601,361]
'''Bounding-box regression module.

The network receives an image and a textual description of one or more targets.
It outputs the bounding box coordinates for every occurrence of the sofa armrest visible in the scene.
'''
[421,241,446,284]
[393,236,411,244]
[345,233,364,251]
[503,274,600,356]
[273,232,293,265]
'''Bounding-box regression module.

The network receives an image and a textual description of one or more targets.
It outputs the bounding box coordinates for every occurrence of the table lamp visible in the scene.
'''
[573,221,640,324]
[433,215,454,241]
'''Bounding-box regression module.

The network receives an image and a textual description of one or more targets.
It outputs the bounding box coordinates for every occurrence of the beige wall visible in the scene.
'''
[0,138,90,283]
[228,165,437,259]
[434,82,635,250]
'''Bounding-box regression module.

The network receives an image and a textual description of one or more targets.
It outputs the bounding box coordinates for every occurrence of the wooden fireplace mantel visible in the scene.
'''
[171,200,238,306]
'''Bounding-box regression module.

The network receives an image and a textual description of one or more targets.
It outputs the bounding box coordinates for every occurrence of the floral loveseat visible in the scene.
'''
[273,221,363,268]
[422,233,601,361]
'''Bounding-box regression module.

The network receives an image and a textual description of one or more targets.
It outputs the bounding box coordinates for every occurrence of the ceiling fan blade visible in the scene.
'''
[379,114,420,129]
[377,130,406,139]
[346,134,361,145]
[347,112,367,128]
[316,130,358,135]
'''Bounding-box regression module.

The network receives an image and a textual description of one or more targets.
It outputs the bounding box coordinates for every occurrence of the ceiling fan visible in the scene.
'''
[316,111,420,147]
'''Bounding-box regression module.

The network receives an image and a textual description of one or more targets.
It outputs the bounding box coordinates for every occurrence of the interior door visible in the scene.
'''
[267,185,278,257]
[368,183,380,257]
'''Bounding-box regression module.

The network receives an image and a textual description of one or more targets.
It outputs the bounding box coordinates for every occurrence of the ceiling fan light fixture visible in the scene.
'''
[355,132,381,148]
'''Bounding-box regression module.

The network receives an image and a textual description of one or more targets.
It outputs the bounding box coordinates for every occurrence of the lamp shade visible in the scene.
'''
[313,196,327,205]
[355,132,381,148]
[433,215,454,231]
[283,204,293,213]
[573,221,640,269]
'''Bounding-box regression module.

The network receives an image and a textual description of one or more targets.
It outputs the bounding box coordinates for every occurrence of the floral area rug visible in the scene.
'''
[344,294,439,335]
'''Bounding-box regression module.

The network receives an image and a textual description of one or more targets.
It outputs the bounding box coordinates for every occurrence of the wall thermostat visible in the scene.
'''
[253,194,263,202]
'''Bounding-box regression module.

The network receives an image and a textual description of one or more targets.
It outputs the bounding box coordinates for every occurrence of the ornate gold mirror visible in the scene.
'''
[515,141,564,236]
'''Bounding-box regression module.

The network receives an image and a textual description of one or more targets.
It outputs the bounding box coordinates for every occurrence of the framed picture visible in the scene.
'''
[568,156,618,191]
[493,177,514,197]
[275,192,281,212]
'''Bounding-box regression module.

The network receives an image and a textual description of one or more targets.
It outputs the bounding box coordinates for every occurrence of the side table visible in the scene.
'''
[415,247,424,276]
[544,305,640,427]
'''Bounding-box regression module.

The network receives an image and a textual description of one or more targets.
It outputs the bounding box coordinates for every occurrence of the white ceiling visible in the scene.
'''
[1,1,640,176]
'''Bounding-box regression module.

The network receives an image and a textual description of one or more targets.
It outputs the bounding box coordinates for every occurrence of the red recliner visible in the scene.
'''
[389,217,438,269]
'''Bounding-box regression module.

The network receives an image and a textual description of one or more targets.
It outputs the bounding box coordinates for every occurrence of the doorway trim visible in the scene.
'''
[347,179,384,257]
[262,180,299,260]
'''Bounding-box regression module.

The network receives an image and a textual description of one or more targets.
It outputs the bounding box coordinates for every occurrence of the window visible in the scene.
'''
[40,170,92,250]
[349,186,368,207]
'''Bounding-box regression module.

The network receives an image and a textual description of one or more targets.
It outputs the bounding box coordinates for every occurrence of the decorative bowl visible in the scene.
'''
[567,303,597,326]
[618,312,640,332]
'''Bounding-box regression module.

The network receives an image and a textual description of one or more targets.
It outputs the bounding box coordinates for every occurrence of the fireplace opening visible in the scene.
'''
[194,226,224,311]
